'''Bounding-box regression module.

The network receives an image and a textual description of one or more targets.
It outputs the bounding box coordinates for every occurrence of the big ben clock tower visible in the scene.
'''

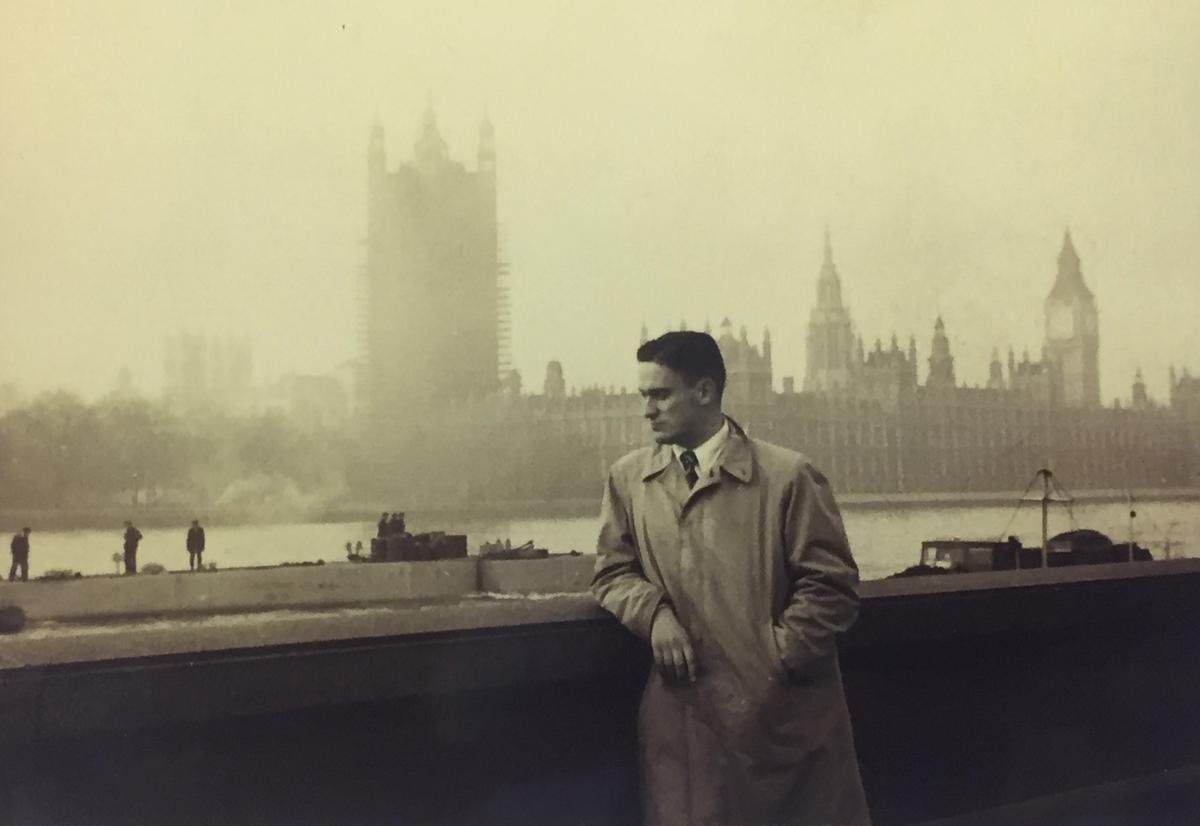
[1043,229,1100,406]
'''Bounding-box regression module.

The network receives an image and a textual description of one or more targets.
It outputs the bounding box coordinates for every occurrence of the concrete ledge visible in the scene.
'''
[859,557,1200,598]
[6,554,1199,633]
[0,596,606,671]
[3,560,480,622]
[478,555,594,594]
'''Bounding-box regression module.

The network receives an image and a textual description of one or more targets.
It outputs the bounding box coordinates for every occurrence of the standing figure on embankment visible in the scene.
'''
[8,527,32,582]
[123,520,143,575]
[592,331,871,826]
[187,519,206,571]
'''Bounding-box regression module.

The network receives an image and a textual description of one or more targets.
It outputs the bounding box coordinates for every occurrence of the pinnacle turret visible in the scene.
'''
[415,97,448,168]
[477,115,495,175]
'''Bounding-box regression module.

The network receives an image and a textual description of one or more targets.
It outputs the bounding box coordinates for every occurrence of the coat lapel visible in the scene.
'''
[641,417,756,513]
[684,417,755,508]
[642,444,686,518]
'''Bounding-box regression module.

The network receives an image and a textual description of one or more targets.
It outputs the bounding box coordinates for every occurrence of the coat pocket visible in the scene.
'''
[768,622,792,681]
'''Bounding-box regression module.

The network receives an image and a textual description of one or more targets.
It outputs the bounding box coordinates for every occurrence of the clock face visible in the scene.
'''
[1048,305,1075,339]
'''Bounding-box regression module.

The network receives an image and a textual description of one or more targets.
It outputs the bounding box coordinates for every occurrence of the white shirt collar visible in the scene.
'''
[672,418,730,482]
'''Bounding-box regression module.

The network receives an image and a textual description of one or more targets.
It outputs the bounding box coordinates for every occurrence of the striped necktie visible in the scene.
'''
[679,450,699,488]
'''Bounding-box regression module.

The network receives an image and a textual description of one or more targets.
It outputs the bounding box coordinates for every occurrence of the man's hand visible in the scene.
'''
[650,604,697,683]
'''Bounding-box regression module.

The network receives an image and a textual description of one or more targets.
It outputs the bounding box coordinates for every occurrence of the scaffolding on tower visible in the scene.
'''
[497,233,513,385]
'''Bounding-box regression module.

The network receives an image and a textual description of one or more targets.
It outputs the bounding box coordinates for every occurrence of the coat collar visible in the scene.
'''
[641,415,754,485]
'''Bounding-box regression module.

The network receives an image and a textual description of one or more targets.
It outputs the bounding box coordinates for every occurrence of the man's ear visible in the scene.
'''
[695,377,718,405]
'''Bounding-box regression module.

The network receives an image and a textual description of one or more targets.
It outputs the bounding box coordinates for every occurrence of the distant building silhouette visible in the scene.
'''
[804,229,857,392]
[110,366,140,402]
[1043,230,1101,407]
[267,374,349,432]
[543,361,566,399]
[363,104,503,441]
[349,113,1199,503]
[927,318,955,389]
[484,232,1194,501]
[163,333,252,415]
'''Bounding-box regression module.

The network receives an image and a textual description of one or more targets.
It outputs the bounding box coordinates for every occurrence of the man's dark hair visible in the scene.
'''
[637,331,726,397]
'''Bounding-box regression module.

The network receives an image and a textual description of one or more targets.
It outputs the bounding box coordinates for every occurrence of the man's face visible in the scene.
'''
[638,361,708,446]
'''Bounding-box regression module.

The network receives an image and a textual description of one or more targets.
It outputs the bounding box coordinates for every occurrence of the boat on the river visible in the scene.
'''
[360,531,468,562]
[892,468,1154,577]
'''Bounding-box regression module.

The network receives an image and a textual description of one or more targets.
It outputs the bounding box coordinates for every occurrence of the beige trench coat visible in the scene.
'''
[592,419,870,826]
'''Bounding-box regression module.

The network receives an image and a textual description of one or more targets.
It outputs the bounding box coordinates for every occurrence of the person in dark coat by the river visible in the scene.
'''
[9,527,32,582]
[186,519,206,571]
[123,520,143,575]
[592,332,870,826]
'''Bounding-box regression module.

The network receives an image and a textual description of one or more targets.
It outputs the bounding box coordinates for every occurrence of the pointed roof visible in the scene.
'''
[1059,227,1079,269]
[815,226,845,310]
[415,97,448,167]
[1050,227,1093,301]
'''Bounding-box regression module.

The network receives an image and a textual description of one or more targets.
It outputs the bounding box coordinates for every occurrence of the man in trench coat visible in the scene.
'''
[592,331,870,826]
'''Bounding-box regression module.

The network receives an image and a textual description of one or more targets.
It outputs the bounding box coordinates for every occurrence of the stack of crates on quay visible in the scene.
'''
[369,531,469,562]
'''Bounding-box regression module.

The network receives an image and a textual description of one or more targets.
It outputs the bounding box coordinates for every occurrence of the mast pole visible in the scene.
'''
[1127,490,1136,563]
[1041,468,1050,569]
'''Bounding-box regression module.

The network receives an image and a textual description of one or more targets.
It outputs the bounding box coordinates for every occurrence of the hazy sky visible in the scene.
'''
[3,1,1198,404]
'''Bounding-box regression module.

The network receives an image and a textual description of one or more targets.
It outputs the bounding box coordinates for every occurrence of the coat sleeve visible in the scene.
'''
[773,462,861,675]
[590,469,667,642]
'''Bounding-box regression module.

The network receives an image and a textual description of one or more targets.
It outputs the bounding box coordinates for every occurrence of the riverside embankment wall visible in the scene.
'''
[1,556,595,622]
[2,559,1200,825]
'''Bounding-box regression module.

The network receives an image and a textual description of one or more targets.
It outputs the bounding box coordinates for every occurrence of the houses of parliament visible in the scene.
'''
[360,108,1200,506]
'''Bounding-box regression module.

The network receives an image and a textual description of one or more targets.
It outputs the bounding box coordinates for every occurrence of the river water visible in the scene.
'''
[8,499,1197,583]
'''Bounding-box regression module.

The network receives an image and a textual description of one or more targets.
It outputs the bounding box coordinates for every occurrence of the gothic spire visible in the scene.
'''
[1050,226,1093,300]
[1059,227,1079,270]
[415,97,448,168]
[816,227,845,310]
